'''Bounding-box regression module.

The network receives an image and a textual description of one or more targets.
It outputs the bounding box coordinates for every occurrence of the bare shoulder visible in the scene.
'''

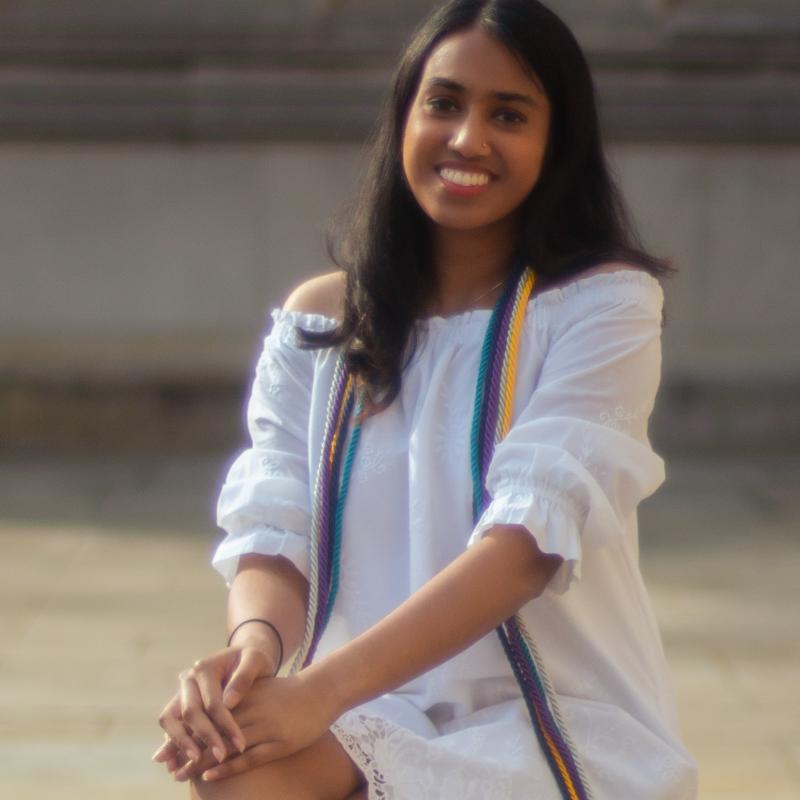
[282,270,346,321]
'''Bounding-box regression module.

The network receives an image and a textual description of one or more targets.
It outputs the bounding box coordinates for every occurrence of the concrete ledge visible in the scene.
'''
[1,379,247,457]
[1,17,799,144]
[652,379,800,456]
[3,377,799,457]
[1,63,798,144]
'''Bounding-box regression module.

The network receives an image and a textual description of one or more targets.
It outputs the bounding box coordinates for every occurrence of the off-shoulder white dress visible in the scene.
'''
[213,270,698,800]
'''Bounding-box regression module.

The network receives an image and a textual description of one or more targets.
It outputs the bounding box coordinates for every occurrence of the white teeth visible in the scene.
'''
[439,168,490,187]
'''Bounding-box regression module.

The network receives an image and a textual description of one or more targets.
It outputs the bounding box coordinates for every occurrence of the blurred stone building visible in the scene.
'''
[1,0,798,456]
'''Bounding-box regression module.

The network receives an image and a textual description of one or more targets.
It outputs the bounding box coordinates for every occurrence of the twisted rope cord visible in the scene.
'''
[471,307,502,518]
[290,356,350,673]
[312,385,356,651]
[480,297,514,476]
[513,614,593,792]
[480,278,516,441]
[496,623,575,799]
[503,618,581,797]
[296,266,592,799]
[472,269,522,516]
[479,272,529,505]
[471,266,593,800]
[316,368,351,583]
[496,270,532,437]
[325,391,365,629]
[500,629,580,800]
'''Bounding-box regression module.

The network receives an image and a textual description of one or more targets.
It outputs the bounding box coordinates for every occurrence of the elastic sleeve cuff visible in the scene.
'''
[212,524,310,586]
[467,486,584,594]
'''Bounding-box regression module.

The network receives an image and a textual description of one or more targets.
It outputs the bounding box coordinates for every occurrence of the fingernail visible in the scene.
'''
[202,769,216,782]
[213,746,225,763]
[223,689,239,707]
[235,736,246,753]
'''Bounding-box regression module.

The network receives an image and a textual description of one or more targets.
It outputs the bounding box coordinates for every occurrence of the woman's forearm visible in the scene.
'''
[305,525,562,715]
[227,554,309,671]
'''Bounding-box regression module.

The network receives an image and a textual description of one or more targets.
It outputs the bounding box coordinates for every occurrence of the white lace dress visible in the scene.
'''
[213,270,698,800]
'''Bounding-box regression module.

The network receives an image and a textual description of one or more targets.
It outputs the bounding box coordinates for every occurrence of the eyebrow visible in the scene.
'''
[424,77,539,107]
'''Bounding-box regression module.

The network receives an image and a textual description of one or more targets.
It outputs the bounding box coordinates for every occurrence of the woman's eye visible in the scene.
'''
[426,97,458,113]
[495,109,526,125]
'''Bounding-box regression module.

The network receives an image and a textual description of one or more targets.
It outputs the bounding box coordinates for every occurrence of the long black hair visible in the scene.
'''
[300,0,672,410]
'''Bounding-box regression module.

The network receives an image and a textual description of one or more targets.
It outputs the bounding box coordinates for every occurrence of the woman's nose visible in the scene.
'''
[448,113,489,158]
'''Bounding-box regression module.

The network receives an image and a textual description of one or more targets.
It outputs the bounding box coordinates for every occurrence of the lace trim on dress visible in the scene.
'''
[331,713,394,800]
[331,708,531,800]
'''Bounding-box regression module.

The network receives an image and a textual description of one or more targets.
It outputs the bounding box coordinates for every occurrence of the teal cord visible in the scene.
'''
[470,303,503,520]
[325,393,365,628]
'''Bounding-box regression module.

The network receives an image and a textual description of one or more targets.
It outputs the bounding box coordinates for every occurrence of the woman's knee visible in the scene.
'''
[190,763,313,800]
[189,731,363,800]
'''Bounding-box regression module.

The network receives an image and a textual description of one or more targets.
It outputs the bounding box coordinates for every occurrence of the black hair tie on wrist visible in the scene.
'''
[227,618,284,677]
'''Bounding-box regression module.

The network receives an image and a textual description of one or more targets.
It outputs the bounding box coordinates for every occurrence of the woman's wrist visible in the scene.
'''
[300,656,358,722]
[227,620,284,675]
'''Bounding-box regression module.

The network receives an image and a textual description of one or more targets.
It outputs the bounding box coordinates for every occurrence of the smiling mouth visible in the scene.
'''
[437,167,492,187]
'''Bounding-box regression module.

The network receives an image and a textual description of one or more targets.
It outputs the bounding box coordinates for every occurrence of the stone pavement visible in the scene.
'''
[0,454,798,800]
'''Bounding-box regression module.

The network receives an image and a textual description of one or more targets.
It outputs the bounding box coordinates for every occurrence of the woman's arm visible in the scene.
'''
[156,553,308,764]
[196,523,560,781]
[159,274,343,775]
[225,553,309,691]
[312,524,560,714]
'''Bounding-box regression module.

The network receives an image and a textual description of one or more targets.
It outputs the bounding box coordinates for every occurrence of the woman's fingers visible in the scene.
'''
[173,744,218,782]
[222,647,272,709]
[193,665,246,753]
[167,745,191,777]
[158,693,203,764]
[200,741,287,783]
[180,669,229,763]
[151,736,178,763]
[158,645,277,778]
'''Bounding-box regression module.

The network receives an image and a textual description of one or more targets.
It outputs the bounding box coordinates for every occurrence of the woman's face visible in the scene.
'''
[401,26,551,236]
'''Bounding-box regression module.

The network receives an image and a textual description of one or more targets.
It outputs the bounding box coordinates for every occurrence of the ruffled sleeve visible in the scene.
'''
[213,309,334,585]
[467,272,667,594]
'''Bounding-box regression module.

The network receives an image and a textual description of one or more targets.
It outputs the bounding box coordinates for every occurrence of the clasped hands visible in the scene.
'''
[153,643,339,783]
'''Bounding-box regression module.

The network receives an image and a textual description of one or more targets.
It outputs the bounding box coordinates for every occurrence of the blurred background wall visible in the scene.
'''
[1,0,799,458]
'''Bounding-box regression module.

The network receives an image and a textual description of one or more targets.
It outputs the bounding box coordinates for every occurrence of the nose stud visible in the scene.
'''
[480,142,490,153]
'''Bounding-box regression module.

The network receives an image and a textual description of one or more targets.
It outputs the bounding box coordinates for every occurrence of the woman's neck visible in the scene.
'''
[427,223,518,316]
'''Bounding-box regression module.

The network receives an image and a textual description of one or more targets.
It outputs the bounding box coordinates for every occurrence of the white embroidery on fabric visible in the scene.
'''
[434,387,469,470]
[597,402,648,436]
[356,440,388,485]
[259,457,283,476]
[574,426,611,489]
[338,550,372,631]
[262,352,286,397]
[564,702,624,785]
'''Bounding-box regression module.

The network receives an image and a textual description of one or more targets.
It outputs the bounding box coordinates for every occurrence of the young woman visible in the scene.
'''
[155,1,698,798]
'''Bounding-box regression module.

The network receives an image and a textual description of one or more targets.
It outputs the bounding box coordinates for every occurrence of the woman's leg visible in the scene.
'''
[190,731,365,800]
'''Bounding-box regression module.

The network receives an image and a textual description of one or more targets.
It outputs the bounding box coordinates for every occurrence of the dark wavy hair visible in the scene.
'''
[300,0,673,410]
